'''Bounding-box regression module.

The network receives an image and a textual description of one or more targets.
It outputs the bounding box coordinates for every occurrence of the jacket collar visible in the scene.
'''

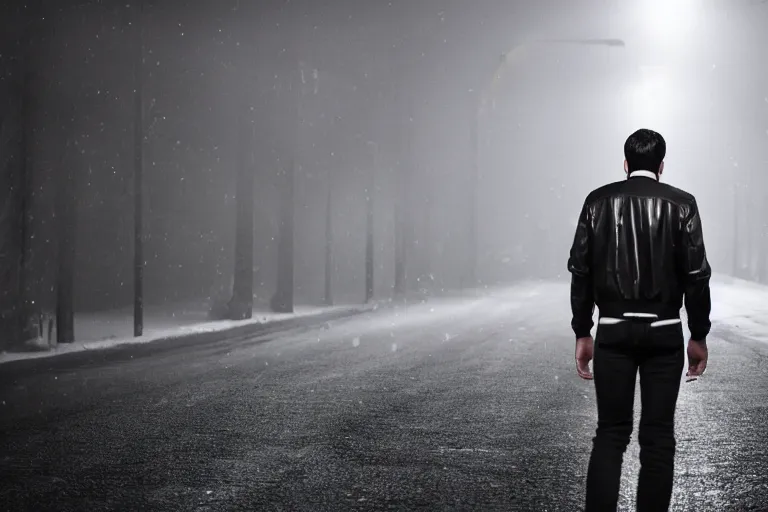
[628,170,658,180]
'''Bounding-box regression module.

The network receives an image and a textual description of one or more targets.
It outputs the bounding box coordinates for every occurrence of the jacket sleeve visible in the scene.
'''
[679,199,712,341]
[567,200,595,339]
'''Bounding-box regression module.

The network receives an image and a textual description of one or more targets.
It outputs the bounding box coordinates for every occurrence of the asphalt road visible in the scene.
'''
[1,281,767,511]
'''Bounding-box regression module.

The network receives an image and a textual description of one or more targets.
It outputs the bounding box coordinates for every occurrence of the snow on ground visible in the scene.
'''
[72,302,318,344]
[708,277,768,343]
[486,276,768,344]
[305,280,568,345]
[0,302,359,365]
[328,277,768,346]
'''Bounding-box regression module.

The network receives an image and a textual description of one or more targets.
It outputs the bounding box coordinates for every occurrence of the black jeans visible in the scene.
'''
[584,319,685,512]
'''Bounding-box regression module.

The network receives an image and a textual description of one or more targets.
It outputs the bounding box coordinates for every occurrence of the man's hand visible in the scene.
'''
[686,338,708,380]
[575,336,594,380]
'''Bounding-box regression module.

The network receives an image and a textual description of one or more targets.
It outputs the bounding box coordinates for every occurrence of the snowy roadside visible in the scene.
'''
[446,276,768,345]
[2,276,765,366]
[0,284,529,367]
[707,277,768,344]
[0,303,367,365]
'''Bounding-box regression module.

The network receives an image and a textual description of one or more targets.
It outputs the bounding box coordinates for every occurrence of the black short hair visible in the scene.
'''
[624,129,666,174]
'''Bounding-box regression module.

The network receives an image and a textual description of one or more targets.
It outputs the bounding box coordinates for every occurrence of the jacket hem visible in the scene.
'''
[597,301,681,320]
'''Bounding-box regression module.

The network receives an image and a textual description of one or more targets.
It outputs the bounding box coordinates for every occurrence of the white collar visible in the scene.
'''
[629,170,658,180]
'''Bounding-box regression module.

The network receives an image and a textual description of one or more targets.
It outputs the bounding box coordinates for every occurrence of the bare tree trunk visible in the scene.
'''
[365,142,375,303]
[0,61,25,349]
[17,61,33,340]
[393,167,406,296]
[393,118,410,297]
[759,169,767,282]
[404,162,419,294]
[270,154,296,313]
[423,168,435,291]
[746,164,756,280]
[56,138,75,344]
[732,181,739,277]
[132,0,145,336]
[762,222,768,284]
[756,175,766,283]
[271,59,298,314]
[466,107,478,289]
[0,1,42,349]
[324,169,333,305]
[229,108,255,319]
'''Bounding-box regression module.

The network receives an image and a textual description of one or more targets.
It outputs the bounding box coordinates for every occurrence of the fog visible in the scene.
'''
[2,0,768,347]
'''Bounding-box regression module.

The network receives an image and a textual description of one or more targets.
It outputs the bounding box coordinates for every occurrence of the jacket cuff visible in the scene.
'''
[690,328,709,342]
[573,327,592,339]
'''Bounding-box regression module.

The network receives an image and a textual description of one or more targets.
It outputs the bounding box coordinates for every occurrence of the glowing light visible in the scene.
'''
[627,65,671,129]
[635,0,701,47]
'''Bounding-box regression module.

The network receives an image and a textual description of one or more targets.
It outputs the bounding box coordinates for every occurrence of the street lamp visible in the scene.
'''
[465,38,625,289]
[626,65,673,130]
[632,0,699,48]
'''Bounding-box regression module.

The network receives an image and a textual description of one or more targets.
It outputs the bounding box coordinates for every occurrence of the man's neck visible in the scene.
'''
[628,170,658,181]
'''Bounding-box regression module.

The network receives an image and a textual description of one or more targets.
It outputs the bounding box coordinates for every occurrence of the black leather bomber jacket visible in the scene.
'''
[567,171,712,341]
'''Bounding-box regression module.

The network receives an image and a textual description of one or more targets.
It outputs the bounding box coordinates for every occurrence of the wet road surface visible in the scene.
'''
[1,281,767,511]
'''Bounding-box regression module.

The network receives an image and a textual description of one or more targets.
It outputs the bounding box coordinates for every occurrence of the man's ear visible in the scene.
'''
[624,160,629,175]
[658,161,665,176]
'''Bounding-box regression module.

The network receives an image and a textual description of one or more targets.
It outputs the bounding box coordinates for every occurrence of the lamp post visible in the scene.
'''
[465,38,625,289]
